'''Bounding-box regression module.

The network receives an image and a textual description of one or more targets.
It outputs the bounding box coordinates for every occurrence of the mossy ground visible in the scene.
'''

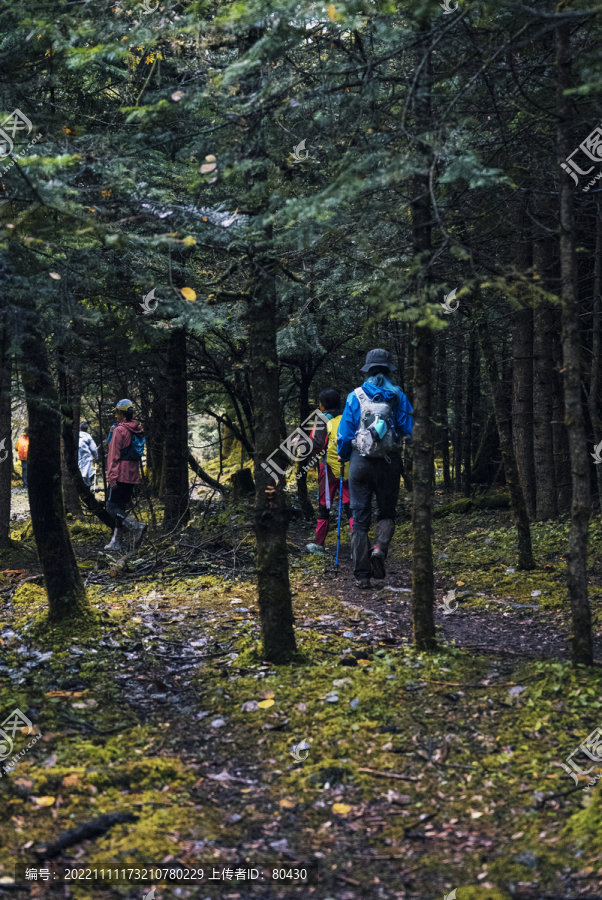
[0,485,600,899]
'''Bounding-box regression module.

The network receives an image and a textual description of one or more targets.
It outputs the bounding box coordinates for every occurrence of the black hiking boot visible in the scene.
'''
[370,547,386,580]
[356,577,371,590]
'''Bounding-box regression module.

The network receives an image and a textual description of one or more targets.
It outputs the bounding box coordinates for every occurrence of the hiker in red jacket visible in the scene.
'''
[104,399,147,552]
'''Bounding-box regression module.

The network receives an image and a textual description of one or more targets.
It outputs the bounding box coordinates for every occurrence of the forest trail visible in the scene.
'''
[1,505,601,899]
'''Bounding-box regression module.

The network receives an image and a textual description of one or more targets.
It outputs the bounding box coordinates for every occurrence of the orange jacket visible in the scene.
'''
[16,435,28,461]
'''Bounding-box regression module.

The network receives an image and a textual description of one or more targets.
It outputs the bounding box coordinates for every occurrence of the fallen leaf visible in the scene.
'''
[200,162,217,174]
[31,796,55,807]
[14,778,33,789]
[205,154,216,162]
[45,690,86,699]
[61,774,79,787]
[279,798,296,808]
[258,699,275,709]
[332,802,352,816]
[180,287,196,302]
[241,701,259,713]
[49,272,61,280]
[357,659,371,667]
[511,831,524,839]
[183,236,196,246]
[171,91,184,101]
[258,691,275,700]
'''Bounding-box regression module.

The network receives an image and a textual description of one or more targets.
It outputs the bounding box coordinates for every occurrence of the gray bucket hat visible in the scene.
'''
[361,348,397,373]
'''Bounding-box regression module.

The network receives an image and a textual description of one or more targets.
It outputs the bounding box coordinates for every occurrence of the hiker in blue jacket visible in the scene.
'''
[337,349,413,589]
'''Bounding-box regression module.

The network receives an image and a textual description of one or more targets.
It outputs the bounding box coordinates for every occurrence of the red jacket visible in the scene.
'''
[106,421,143,486]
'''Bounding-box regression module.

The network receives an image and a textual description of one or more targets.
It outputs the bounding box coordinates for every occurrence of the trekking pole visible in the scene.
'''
[335,472,343,576]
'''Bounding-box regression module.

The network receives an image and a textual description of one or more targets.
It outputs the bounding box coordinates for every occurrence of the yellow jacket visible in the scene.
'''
[326,415,349,480]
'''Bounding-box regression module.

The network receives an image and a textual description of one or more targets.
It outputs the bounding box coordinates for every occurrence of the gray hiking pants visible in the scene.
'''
[349,450,401,579]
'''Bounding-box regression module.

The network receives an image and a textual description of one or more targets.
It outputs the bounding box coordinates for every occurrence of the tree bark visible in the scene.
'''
[249,247,297,664]
[462,326,476,497]
[58,370,114,530]
[533,193,559,520]
[162,327,191,531]
[296,368,316,519]
[21,324,89,622]
[0,342,11,548]
[557,21,593,666]
[588,212,602,512]
[453,338,463,492]
[410,24,436,652]
[475,292,535,570]
[511,196,536,519]
[438,334,451,493]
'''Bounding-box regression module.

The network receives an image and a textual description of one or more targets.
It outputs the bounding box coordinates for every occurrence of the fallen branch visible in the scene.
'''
[357,767,419,781]
[35,812,139,858]
[188,451,227,499]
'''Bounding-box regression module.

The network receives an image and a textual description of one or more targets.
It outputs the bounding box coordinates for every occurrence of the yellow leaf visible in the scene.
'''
[205,154,217,162]
[62,774,79,787]
[280,798,296,808]
[258,699,275,709]
[49,272,61,280]
[328,4,337,21]
[240,788,252,793]
[180,287,196,302]
[200,162,217,174]
[332,802,351,816]
[357,659,371,666]
[456,581,465,586]
[32,796,55,807]
[183,236,196,246]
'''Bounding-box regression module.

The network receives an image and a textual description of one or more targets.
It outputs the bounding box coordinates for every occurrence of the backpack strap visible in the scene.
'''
[354,387,368,406]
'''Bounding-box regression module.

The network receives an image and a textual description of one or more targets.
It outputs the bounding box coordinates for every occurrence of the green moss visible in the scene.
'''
[12,583,46,606]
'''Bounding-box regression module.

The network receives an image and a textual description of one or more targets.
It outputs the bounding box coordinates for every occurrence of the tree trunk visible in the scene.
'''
[588,213,602,512]
[0,343,11,548]
[296,368,316,519]
[475,292,535,570]
[249,247,297,664]
[412,327,437,651]
[557,21,593,666]
[410,24,436,652]
[533,193,559,520]
[438,334,451,493]
[511,197,536,519]
[462,326,476,497]
[58,369,114,530]
[552,330,572,513]
[20,324,89,622]
[162,328,191,531]
[453,338,463,492]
